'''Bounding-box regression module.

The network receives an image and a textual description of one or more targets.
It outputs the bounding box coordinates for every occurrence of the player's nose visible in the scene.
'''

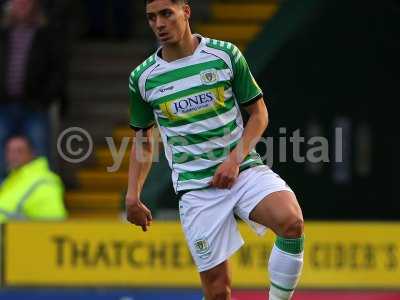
[155,17,166,30]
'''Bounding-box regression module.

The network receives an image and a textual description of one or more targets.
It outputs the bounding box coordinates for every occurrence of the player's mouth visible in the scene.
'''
[158,32,170,42]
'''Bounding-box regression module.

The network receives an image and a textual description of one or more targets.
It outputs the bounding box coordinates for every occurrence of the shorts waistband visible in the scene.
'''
[176,163,264,199]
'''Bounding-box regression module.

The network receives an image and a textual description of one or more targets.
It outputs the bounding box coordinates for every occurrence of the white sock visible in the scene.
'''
[268,236,304,300]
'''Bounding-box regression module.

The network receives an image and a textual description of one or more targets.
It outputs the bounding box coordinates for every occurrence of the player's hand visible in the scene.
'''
[126,197,152,232]
[210,159,240,189]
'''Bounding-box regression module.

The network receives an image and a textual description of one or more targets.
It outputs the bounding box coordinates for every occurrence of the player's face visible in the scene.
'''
[146,0,190,46]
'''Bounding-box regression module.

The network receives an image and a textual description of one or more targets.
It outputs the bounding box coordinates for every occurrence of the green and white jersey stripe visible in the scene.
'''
[129,34,264,193]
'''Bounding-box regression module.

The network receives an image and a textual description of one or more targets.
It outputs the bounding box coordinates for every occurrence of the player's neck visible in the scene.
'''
[161,30,199,62]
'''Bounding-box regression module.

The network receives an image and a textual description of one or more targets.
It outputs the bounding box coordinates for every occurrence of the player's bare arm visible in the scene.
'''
[126,128,154,232]
[211,98,268,189]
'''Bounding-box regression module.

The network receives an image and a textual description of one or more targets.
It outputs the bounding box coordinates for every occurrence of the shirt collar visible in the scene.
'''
[155,33,205,64]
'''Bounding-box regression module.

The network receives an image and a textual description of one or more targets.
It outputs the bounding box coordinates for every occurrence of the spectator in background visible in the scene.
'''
[42,0,75,117]
[0,135,67,222]
[0,0,66,181]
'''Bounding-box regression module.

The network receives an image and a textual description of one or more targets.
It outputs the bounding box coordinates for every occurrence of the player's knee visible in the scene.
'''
[281,215,304,238]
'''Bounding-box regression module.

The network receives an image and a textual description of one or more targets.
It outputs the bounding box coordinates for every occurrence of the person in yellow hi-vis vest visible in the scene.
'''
[0,136,67,222]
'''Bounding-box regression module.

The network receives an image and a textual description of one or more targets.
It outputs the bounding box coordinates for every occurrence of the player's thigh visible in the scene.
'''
[200,260,232,299]
[233,165,297,236]
[249,190,304,237]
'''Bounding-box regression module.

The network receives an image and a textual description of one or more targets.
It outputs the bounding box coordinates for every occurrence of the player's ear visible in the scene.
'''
[183,3,191,21]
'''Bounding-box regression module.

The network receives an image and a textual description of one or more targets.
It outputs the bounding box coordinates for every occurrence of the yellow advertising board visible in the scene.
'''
[3,222,400,288]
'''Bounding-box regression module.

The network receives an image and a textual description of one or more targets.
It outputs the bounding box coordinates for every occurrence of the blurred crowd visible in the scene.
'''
[0,0,137,222]
[0,0,69,222]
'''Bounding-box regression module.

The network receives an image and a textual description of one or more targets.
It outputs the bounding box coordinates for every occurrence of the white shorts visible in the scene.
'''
[178,165,293,272]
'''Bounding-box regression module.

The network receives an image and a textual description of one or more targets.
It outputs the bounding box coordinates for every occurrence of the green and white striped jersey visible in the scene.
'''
[129,35,264,193]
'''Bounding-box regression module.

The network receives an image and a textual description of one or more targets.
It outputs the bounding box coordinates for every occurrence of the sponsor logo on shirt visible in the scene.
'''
[159,86,225,121]
[172,92,215,114]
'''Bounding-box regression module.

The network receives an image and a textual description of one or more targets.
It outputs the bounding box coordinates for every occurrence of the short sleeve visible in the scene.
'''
[129,77,155,129]
[232,47,263,105]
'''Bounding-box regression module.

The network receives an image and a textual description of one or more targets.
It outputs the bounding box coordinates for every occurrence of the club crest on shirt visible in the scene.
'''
[200,69,219,85]
[194,238,211,259]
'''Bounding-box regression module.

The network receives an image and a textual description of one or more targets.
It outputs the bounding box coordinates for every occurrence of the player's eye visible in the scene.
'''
[162,10,172,17]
